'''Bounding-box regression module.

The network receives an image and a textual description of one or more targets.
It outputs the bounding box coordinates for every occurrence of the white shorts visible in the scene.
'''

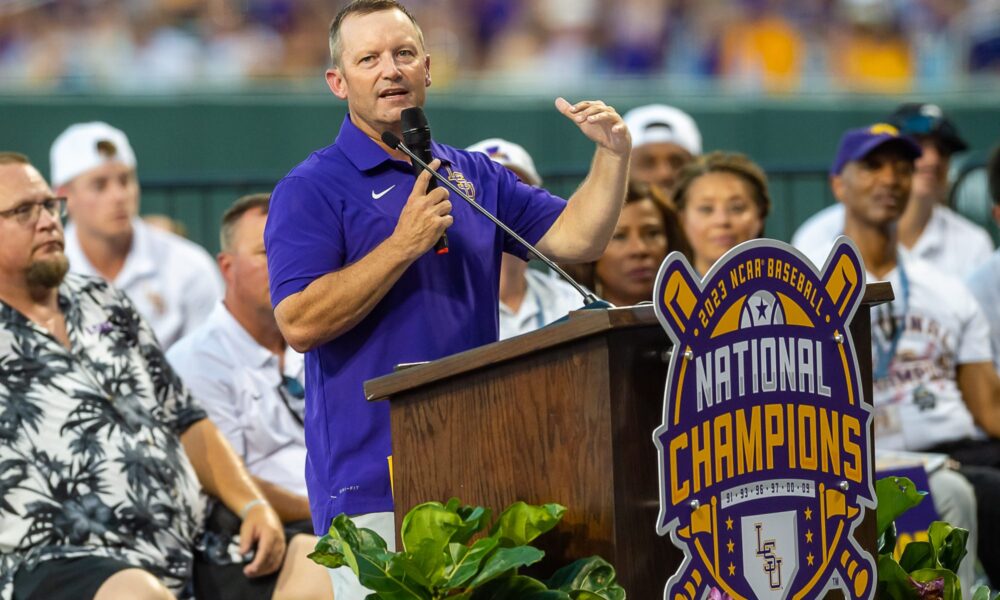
[326,511,395,600]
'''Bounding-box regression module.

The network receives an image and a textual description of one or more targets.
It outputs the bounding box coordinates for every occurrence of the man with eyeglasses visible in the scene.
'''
[0,153,286,600]
[168,194,330,600]
[829,125,1000,586]
[793,103,994,277]
[51,122,223,350]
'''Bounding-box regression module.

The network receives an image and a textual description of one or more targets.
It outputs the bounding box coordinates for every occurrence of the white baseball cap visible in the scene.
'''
[466,138,542,186]
[50,122,137,188]
[623,104,702,156]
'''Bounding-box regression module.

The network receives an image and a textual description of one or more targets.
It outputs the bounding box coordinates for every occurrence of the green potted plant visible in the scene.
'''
[876,476,970,599]
[309,498,626,599]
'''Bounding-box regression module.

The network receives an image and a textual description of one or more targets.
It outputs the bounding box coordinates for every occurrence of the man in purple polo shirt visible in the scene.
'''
[264,2,630,596]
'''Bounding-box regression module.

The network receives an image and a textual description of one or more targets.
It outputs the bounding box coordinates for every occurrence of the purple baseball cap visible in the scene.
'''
[830,123,923,175]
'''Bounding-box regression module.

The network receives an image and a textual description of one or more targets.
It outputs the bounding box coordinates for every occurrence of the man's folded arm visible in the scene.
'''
[274,236,417,352]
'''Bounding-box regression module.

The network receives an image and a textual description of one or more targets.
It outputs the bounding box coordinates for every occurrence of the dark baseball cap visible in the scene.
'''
[830,123,923,175]
[888,103,969,154]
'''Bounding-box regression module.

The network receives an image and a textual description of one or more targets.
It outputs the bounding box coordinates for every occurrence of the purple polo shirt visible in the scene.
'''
[265,115,567,533]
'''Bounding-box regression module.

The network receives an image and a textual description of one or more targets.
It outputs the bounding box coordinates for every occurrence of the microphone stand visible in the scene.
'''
[383,132,610,308]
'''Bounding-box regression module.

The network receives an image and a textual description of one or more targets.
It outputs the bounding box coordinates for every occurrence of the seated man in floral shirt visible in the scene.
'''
[0,151,286,600]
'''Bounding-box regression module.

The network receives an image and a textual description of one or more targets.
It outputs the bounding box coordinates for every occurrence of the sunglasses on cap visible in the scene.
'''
[896,113,943,136]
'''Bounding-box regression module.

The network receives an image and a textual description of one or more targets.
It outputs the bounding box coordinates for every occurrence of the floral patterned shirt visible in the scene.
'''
[0,274,207,599]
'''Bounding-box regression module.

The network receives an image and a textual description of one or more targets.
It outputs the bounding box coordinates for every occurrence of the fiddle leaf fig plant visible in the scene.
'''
[309,498,626,600]
[876,475,970,600]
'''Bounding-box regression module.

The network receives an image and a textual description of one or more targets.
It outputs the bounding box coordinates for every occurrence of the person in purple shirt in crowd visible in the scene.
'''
[262,1,630,597]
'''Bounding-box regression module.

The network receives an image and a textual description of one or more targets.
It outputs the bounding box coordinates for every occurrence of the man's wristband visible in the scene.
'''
[239,498,268,520]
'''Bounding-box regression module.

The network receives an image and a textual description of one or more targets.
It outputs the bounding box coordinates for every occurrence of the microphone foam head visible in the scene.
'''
[401,107,429,133]
[381,131,402,149]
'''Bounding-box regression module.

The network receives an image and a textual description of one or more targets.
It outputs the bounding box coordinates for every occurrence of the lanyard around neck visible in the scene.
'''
[529,286,546,330]
[873,256,911,381]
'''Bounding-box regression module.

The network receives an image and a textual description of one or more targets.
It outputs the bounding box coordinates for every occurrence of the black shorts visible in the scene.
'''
[193,503,315,600]
[13,556,134,600]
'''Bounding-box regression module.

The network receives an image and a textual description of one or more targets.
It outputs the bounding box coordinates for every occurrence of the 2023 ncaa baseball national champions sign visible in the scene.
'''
[652,238,875,600]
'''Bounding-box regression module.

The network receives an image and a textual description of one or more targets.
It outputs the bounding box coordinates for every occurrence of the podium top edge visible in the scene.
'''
[364,304,656,401]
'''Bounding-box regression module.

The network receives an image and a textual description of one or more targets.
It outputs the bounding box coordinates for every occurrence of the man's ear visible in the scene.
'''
[424,54,432,88]
[830,174,846,205]
[217,252,234,283]
[57,183,77,217]
[326,68,348,100]
[992,204,1000,228]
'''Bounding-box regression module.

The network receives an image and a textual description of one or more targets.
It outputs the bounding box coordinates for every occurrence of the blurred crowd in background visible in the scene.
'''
[2,0,1000,94]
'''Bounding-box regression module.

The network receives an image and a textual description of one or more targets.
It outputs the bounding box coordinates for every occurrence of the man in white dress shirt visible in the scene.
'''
[466,138,584,339]
[168,194,330,600]
[792,103,993,276]
[51,122,222,349]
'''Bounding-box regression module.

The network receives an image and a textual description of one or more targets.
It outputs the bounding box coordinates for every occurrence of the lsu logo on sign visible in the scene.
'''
[653,238,875,600]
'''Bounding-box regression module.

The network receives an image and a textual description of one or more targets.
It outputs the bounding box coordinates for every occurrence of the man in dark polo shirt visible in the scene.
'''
[263,1,631,597]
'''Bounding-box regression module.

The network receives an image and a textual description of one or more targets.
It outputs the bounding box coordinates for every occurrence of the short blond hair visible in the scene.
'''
[220,193,270,252]
[0,152,29,166]
[328,0,425,69]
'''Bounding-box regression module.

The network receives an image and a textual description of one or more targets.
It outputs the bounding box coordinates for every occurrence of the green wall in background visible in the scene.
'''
[3,92,998,253]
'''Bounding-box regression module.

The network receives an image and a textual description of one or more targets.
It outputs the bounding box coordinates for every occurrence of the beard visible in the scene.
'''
[26,255,70,289]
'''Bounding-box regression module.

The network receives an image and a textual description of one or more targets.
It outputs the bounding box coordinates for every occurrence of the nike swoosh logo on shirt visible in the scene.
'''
[371,185,395,200]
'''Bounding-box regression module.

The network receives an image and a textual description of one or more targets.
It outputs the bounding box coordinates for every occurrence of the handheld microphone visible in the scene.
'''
[381,130,609,308]
[400,107,448,255]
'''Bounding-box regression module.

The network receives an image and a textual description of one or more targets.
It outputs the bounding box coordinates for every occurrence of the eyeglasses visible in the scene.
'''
[0,197,67,226]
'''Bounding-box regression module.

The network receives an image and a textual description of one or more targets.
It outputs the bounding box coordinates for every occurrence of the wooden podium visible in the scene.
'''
[364,283,889,599]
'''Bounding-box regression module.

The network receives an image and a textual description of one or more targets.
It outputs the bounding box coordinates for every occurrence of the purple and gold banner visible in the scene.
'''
[653,237,875,600]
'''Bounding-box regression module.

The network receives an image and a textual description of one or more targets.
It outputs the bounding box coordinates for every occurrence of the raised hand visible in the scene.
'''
[391,159,453,260]
[555,97,631,157]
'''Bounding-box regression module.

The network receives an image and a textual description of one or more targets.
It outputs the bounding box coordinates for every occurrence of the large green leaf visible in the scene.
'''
[309,533,347,568]
[468,545,546,587]
[401,501,464,585]
[385,553,437,593]
[454,504,493,544]
[326,514,432,600]
[491,502,566,546]
[469,575,565,600]
[878,521,898,557]
[876,477,926,539]
[877,554,921,600]
[546,556,626,600]
[928,521,969,574]
[443,537,501,590]
[323,514,388,574]
[898,541,936,572]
